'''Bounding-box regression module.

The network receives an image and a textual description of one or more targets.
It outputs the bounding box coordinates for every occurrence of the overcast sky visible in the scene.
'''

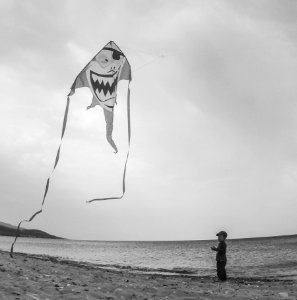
[1,0,297,241]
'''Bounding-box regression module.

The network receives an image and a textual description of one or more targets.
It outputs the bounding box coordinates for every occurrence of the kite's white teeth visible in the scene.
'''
[91,73,114,86]
[92,73,99,82]
[102,77,114,85]
[90,71,116,100]
[95,89,114,99]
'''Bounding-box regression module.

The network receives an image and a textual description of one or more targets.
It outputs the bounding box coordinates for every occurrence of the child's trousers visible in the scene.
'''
[216,261,227,281]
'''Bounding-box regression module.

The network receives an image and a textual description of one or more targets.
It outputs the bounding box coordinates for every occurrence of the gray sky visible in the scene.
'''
[1,0,297,240]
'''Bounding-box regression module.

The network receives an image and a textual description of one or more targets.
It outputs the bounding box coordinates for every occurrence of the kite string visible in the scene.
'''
[120,45,162,57]
[133,56,164,73]
[120,45,166,73]
[10,96,71,257]
[86,82,131,203]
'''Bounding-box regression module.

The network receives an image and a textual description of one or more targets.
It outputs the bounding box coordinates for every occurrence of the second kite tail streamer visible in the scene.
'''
[10,96,71,258]
[87,83,131,203]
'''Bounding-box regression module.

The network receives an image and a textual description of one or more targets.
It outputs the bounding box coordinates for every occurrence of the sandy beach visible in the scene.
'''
[0,250,296,300]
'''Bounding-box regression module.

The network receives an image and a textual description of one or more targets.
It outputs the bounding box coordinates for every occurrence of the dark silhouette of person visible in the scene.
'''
[211,231,227,281]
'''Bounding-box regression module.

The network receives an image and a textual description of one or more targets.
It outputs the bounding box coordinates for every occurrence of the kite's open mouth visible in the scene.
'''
[90,70,118,102]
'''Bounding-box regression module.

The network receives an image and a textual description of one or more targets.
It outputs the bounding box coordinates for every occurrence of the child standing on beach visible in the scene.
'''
[211,231,227,281]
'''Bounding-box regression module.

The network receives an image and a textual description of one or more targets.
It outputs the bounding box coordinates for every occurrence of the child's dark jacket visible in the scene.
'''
[216,241,227,262]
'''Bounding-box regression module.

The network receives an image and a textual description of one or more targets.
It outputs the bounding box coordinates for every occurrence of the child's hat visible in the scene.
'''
[216,231,227,237]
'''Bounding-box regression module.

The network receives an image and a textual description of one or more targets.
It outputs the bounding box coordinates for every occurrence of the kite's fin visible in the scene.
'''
[87,96,99,110]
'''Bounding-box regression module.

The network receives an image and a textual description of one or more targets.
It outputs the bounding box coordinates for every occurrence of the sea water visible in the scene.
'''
[0,235,296,279]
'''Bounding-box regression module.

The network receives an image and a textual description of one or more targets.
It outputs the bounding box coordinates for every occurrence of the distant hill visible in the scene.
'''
[0,221,63,239]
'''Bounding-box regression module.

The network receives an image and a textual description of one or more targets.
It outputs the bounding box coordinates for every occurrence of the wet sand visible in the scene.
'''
[0,250,296,299]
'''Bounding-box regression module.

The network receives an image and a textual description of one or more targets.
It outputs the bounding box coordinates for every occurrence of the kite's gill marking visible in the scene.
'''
[105,104,114,109]
[90,70,118,100]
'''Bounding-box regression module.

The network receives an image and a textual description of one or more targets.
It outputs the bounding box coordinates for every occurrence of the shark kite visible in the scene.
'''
[69,41,131,153]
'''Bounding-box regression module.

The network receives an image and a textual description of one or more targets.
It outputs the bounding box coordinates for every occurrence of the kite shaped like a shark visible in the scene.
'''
[10,41,132,258]
[69,41,131,152]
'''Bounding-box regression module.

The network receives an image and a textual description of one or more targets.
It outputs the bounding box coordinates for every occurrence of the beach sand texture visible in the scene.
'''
[0,250,296,300]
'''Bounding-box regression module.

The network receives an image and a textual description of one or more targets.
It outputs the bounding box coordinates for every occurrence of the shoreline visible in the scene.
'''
[1,250,297,299]
[6,249,297,282]
[6,250,297,282]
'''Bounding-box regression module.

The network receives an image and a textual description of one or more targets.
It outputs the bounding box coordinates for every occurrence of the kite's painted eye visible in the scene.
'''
[112,51,120,60]
[112,50,123,60]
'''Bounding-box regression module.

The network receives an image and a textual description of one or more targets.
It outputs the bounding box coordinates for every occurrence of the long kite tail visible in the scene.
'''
[10,84,131,255]
[10,96,71,258]
[87,83,131,203]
